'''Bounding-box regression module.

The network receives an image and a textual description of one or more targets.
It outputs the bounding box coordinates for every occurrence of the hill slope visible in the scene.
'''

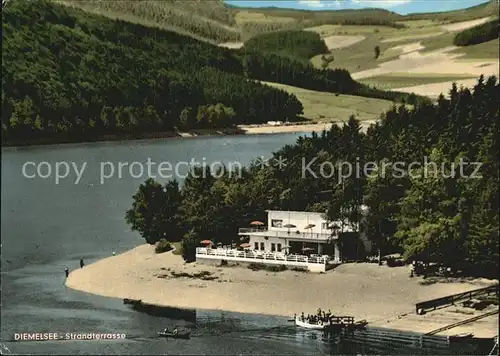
[55,0,499,43]
[3,0,429,145]
[404,0,498,22]
[56,0,241,43]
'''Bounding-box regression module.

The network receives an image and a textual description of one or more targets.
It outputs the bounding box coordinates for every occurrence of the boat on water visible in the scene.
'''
[157,330,191,339]
[295,317,332,330]
[294,314,365,331]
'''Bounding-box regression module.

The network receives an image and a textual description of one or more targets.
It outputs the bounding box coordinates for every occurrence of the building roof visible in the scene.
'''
[266,206,368,215]
[265,210,324,214]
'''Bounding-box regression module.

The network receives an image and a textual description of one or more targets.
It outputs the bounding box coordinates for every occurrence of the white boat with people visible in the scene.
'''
[295,316,328,330]
[293,309,367,331]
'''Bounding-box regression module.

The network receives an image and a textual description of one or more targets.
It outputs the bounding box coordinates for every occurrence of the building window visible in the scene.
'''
[321,222,329,230]
[271,219,283,228]
[254,242,259,250]
[260,242,265,251]
[277,243,282,252]
[271,243,276,252]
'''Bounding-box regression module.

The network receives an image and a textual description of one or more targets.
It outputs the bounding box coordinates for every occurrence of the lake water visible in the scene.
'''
[0,134,490,355]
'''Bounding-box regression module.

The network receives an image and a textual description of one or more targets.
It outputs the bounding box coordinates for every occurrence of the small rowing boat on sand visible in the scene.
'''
[448,333,474,342]
[123,298,142,305]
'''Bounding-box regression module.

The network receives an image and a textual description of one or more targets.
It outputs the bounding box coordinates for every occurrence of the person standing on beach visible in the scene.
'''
[64,267,69,277]
[80,259,84,268]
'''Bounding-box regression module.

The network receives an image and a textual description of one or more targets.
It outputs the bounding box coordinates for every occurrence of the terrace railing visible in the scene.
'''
[238,228,335,241]
[196,247,330,264]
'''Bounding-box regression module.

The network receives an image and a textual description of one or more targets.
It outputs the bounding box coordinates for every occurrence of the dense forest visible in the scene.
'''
[2,0,427,145]
[243,30,329,60]
[238,50,428,105]
[453,18,499,46]
[127,77,499,278]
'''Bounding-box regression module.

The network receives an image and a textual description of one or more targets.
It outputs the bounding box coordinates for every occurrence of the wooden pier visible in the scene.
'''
[425,309,499,336]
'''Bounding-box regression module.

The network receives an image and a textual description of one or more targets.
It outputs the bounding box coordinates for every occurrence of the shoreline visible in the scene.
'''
[66,244,498,338]
[1,122,337,149]
[1,121,383,149]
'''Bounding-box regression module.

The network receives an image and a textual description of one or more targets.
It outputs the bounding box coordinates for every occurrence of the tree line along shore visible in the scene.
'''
[127,77,499,279]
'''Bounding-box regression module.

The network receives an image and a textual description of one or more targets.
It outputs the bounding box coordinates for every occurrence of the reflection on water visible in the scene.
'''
[126,303,197,323]
[2,300,494,355]
[121,305,494,355]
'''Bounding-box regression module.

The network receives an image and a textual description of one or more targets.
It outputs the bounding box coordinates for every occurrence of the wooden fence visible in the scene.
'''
[415,284,499,313]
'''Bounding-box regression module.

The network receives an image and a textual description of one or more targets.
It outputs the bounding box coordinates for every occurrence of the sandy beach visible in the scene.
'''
[238,121,376,135]
[237,122,333,134]
[66,245,498,336]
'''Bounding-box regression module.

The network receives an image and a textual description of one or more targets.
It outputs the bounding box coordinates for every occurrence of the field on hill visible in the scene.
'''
[5,0,497,138]
[260,82,396,122]
[359,73,478,90]
[403,0,498,22]
[306,10,498,99]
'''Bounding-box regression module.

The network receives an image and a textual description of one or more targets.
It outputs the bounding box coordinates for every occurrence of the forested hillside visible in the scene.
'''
[243,30,328,60]
[59,0,407,42]
[57,0,498,44]
[128,77,499,278]
[405,0,498,22]
[2,0,428,145]
[234,8,406,38]
[1,0,302,144]
[57,0,241,43]
[454,18,499,46]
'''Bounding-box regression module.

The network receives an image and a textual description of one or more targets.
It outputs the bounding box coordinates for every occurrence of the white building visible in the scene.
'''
[238,210,372,260]
[195,209,372,272]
